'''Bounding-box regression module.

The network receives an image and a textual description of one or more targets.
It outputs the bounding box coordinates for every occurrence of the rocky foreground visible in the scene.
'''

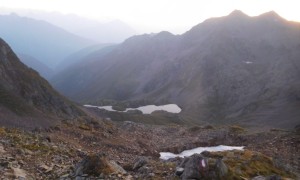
[0,118,299,179]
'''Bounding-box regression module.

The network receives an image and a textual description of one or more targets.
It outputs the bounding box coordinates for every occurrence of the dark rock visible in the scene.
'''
[201,151,211,157]
[215,158,228,178]
[137,166,151,174]
[132,156,148,170]
[266,175,281,180]
[45,136,51,143]
[0,161,9,168]
[74,154,112,176]
[75,176,86,180]
[175,167,184,176]
[179,154,209,179]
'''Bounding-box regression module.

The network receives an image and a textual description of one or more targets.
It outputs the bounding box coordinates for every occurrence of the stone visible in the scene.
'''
[60,174,69,178]
[252,176,266,180]
[234,167,242,175]
[23,149,33,155]
[137,166,151,174]
[75,176,86,180]
[180,154,209,179]
[149,173,155,177]
[132,156,148,170]
[108,160,127,174]
[12,167,27,179]
[39,164,53,173]
[0,161,9,168]
[74,154,113,176]
[175,167,184,176]
[0,144,6,153]
[125,175,133,180]
[266,175,282,180]
[215,158,228,178]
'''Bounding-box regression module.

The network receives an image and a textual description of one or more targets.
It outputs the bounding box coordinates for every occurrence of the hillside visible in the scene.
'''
[52,10,300,128]
[56,44,115,72]
[0,13,95,68]
[0,38,83,128]
[17,53,54,79]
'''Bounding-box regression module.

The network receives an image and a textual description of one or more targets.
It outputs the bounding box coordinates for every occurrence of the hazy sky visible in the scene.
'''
[0,0,299,33]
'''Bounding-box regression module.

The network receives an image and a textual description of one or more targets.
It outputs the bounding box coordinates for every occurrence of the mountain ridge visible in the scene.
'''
[0,13,95,69]
[52,10,300,128]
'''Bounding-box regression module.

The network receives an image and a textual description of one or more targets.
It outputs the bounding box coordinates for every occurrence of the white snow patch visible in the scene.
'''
[84,104,181,114]
[126,104,181,114]
[83,105,99,108]
[244,61,253,64]
[159,145,244,160]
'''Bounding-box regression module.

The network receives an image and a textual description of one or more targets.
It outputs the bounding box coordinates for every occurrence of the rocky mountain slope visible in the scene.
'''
[0,38,83,128]
[55,43,115,72]
[0,13,95,69]
[52,10,300,128]
[17,53,54,79]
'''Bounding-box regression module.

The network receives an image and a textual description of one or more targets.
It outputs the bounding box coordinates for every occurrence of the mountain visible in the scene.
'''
[0,38,83,128]
[52,10,300,128]
[0,13,95,68]
[51,45,118,96]
[56,43,115,72]
[17,53,54,79]
[0,9,136,43]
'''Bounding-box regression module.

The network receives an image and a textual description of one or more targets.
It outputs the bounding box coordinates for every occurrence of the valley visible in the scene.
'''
[0,6,299,180]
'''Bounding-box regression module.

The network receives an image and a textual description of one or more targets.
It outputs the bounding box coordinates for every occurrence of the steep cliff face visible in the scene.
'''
[52,11,300,128]
[0,38,83,128]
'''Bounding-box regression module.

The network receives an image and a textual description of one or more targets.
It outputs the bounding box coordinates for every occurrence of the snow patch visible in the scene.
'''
[159,145,244,160]
[244,61,253,64]
[83,104,181,114]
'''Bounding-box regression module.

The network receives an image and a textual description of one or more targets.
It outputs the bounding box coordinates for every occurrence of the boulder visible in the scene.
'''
[175,167,184,176]
[179,154,209,180]
[108,160,127,174]
[12,167,27,179]
[132,156,148,170]
[74,154,113,176]
[215,158,228,178]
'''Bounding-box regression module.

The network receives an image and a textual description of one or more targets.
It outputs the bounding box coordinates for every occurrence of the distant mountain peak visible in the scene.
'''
[155,31,174,38]
[228,10,248,18]
[259,11,283,20]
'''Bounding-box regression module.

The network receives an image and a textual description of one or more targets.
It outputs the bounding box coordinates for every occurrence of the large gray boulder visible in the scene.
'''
[179,154,209,180]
